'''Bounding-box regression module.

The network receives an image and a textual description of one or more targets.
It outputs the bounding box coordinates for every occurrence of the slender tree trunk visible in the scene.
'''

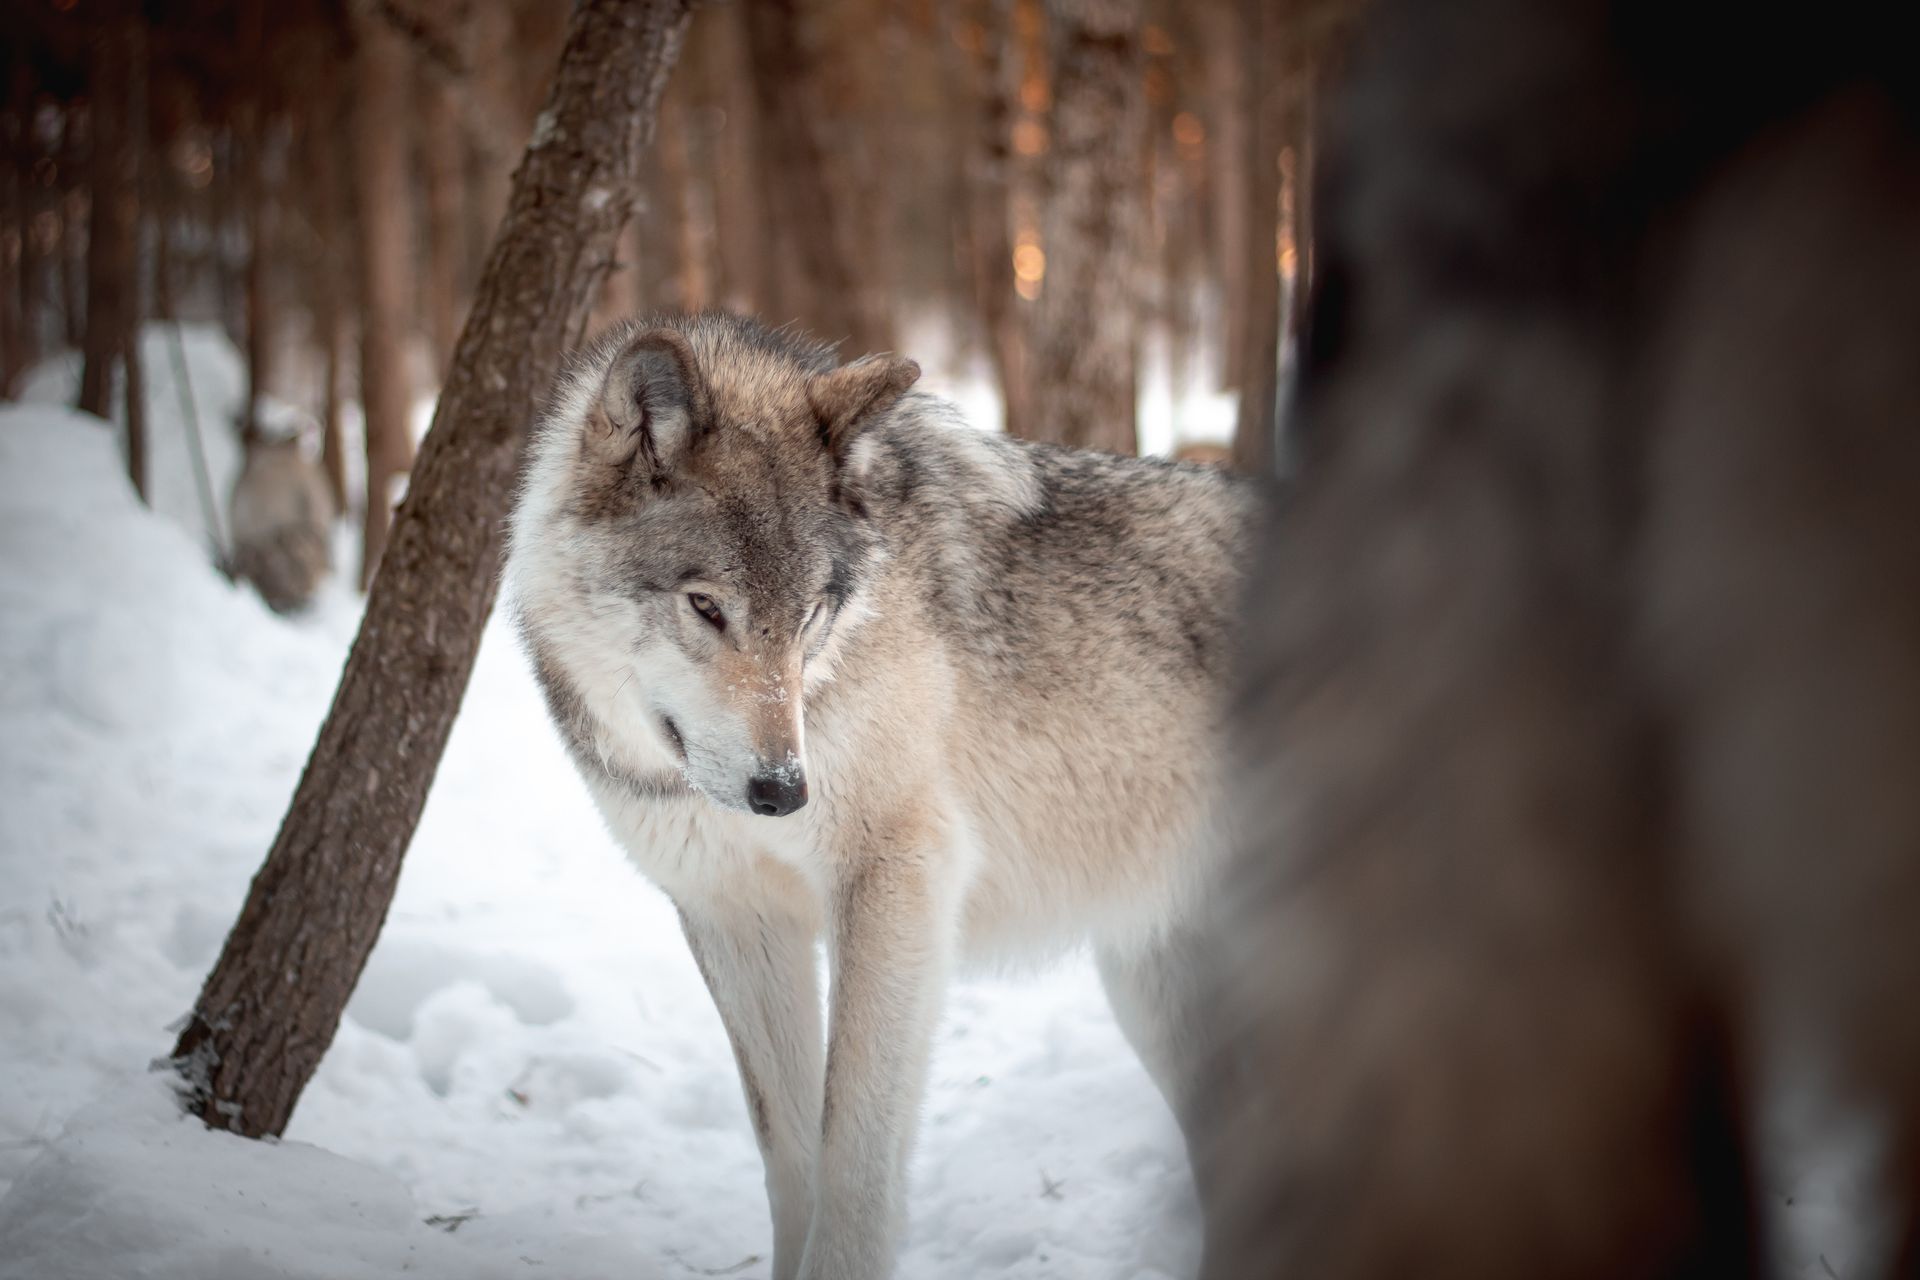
[1204,0,1250,393]
[2,78,29,397]
[704,1,773,314]
[122,310,147,503]
[959,0,1031,438]
[8,60,40,394]
[59,108,85,350]
[1025,0,1145,453]
[168,0,695,1141]
[419,58,466,378]
[655,89,710,311]
[1229,0,1285,475]
[352,0,416,588]
[78,12,140,423]
[121,18,148,501]
[306,81,352,515]
[742,0,894,354]
[241,121,279,438]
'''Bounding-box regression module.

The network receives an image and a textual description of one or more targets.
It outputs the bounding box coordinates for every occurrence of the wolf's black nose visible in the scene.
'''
[746,772,808,817]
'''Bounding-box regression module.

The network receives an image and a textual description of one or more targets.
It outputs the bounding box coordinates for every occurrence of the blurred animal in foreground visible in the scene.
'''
[228,410,335,614]
[507,313,1256,1280]
[1203,0,1920,1276]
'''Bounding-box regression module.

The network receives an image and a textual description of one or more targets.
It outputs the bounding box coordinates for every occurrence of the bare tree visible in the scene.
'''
[168,0,697,1141]
[1025,0,1145,454]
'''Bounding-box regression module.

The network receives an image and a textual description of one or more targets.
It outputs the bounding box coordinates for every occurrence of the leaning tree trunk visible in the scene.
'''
[169,0,696,1140]
[352,0,417,588]
[1025,0,1146,454]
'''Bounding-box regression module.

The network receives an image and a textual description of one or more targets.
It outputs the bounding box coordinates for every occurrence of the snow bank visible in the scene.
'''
[0,1082,520,1280]
[0,400,1197,1277]
[16,324,249,554]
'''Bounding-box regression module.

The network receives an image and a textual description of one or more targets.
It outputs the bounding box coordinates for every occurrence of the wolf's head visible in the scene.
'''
[509,314,919,817]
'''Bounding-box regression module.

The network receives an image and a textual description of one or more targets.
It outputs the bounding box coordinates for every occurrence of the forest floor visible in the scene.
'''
[0,332,1870,1278]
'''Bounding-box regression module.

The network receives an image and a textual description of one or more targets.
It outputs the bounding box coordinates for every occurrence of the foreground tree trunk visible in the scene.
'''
[1025,0,1145,454]
[169,0,695,1140]
[352,0,417,588]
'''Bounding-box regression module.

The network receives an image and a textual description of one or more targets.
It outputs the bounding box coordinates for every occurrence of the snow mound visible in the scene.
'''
[16,323,248,554]
[0,399,1201,1278]
[0,1081,520,1280]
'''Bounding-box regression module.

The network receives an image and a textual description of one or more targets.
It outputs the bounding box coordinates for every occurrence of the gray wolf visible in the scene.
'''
[229,413,335,614]
[506,313,1258,1280]
[1203,0,1920,1275]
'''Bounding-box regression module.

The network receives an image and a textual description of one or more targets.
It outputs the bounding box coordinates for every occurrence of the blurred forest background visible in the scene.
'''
[0,0,1351,591]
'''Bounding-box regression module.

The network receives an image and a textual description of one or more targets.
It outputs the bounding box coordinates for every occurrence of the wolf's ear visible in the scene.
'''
[594,327,711,476]
[808,354,920,468]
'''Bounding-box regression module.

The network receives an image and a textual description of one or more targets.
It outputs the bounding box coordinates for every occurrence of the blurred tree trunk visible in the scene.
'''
[1203,0,1249,392]
[310,109,351,516]
[2,65,32,397]
[240,127,280,439]
[1025,0,1145,453]
[705,1,774,314]
[168,0,696,1142]
[59,107,84,349]
[237,4,274,440]
[1229,0,1284,475]
[419,54,466,378]
[656,88,711,311]
[743,0,894,354]
[958,0,1031,438]
[352,0,416,589]
[78,11,140,426]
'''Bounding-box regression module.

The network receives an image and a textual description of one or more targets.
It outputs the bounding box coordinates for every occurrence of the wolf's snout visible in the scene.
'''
[745,771,808,818]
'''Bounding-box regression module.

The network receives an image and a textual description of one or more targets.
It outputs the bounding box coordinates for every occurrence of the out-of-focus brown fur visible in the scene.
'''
[1205,0,1920,1275]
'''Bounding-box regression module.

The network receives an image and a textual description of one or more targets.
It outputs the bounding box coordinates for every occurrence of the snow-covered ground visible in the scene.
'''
[0,331,1869,1279]
[0,340,1197,1279]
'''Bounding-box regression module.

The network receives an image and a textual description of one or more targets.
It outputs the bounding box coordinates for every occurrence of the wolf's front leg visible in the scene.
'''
[678,894,824,1280]
[799,852,954,1280]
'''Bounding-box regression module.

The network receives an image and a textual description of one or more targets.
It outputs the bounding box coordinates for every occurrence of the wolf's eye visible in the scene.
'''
[687,592,725,630]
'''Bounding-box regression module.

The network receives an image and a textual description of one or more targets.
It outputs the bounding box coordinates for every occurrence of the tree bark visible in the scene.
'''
[1229,0,1284,476]
[419,55,466,379]
[1025,0,1146,453]
[78,11,141,427]
[351,0,416,588]
[241,122,280,439]
[1203,0,1249,392]
[704,1,774,315]
[168,0,696,1140]
[742,0,894,355]
[959,0,1032,438]
[311,117,352,517]
[59,107,85,350]
[655,88,711,312]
